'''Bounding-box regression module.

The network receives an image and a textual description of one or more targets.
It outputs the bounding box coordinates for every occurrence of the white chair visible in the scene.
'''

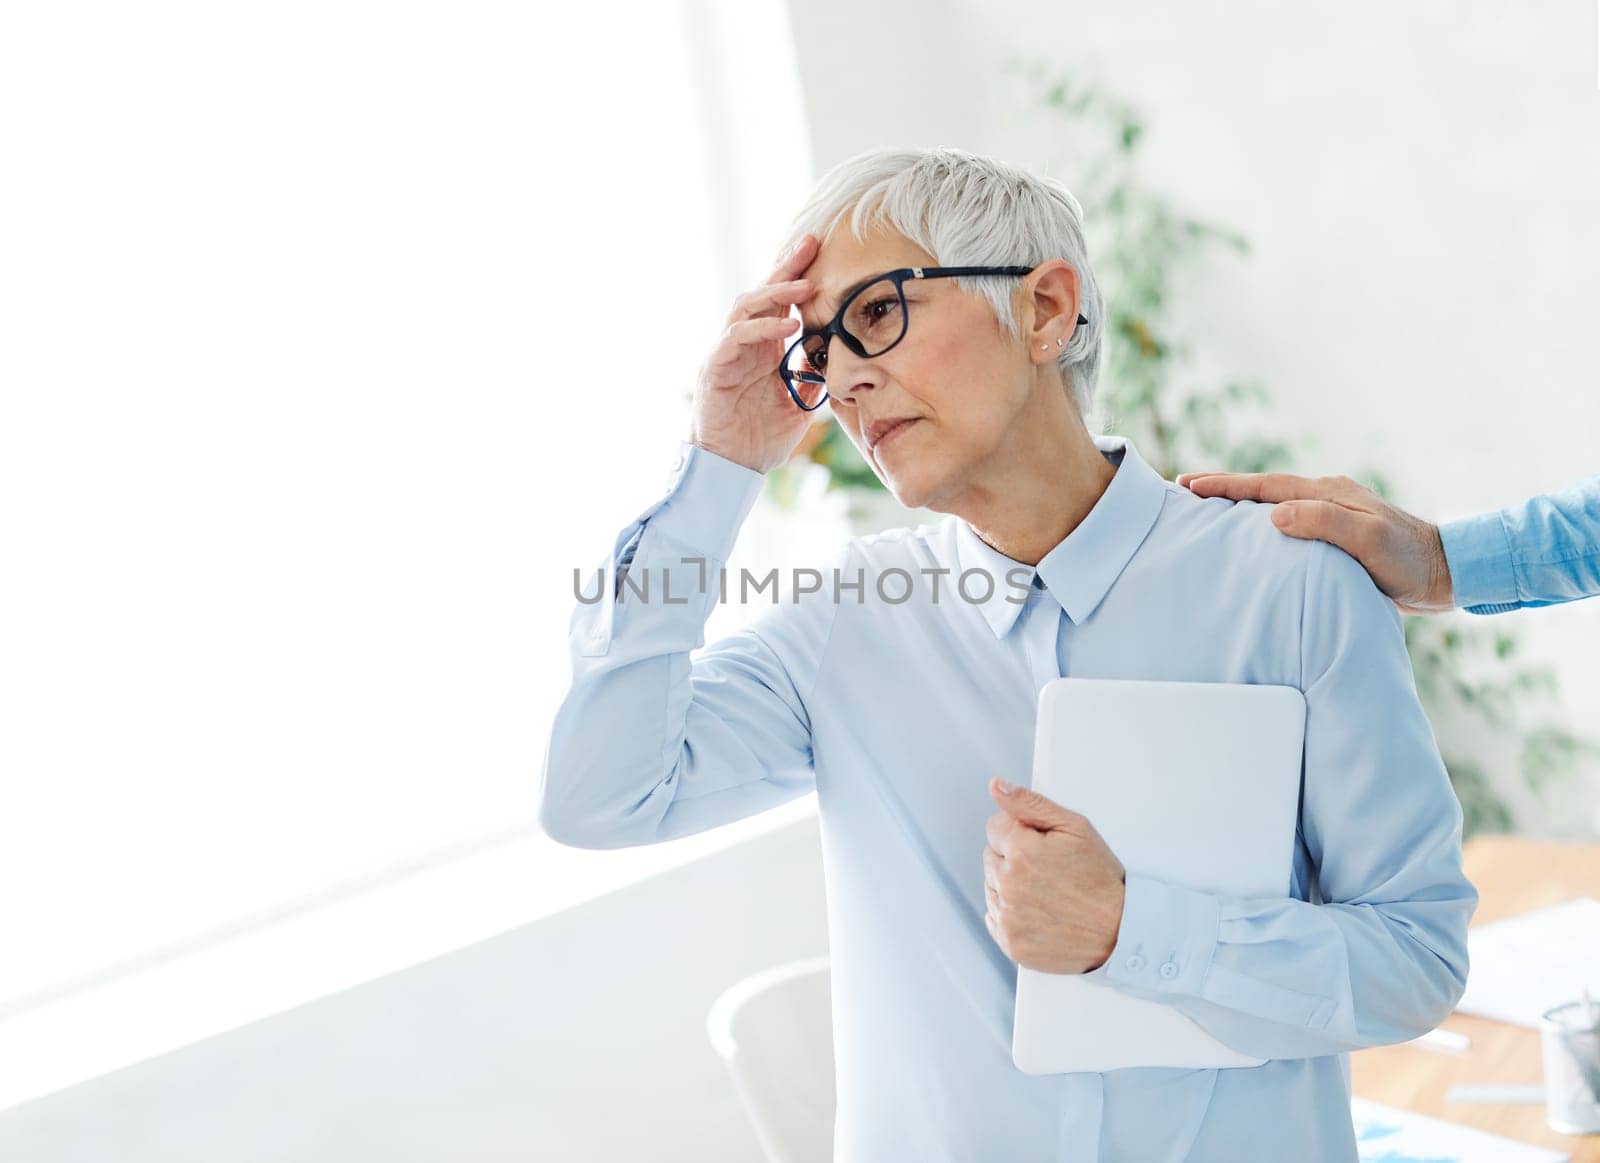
[706,954,836,1163]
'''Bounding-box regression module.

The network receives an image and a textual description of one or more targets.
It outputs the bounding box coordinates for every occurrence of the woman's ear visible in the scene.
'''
[1025,260,1082,361]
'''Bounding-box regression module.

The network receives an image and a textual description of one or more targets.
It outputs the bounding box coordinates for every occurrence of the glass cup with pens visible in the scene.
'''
[1540,988,1600,1134]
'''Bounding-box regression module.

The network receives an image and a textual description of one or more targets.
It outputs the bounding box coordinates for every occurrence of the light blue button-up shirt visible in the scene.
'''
[540,432,1477,1162]
[1438,474,1600,614]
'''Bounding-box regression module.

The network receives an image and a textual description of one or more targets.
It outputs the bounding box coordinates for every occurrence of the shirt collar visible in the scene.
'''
[953,433,1169,638]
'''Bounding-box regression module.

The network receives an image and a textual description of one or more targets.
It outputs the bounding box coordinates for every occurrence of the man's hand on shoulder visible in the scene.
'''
[1177,470,1455,615]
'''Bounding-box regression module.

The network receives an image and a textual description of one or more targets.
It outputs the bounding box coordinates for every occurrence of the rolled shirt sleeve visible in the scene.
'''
[1438,474,1600,615]
[1094,538,1479,1059]
[539,441,847,849]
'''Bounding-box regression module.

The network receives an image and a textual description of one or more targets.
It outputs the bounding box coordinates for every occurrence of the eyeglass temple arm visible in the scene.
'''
[907,266,1087,325]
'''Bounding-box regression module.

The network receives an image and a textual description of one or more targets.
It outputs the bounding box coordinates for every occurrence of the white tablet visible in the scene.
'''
[1012,676,1306,1074]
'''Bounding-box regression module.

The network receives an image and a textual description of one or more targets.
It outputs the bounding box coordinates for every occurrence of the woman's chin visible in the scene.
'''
[872,434,947,510]
[880,468,937,513]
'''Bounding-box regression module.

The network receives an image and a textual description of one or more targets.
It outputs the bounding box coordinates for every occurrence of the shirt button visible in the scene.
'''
[1159,961,1178,979]
[1126,954,1145,972]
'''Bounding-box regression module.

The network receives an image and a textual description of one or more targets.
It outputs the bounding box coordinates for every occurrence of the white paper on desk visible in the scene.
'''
[1456,897,1600,1029]
[1351,1097,1567,1162]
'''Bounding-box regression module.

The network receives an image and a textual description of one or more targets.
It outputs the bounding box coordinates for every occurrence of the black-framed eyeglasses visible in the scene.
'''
[779,265,1088,411]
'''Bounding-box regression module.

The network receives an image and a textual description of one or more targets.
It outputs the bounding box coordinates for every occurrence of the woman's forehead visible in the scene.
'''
[807,222,931,280]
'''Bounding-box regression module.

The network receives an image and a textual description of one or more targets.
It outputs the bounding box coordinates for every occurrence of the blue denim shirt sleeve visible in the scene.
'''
[1437,474,1600,615]
[539,442,846,849]
[1094,539,1478,1058]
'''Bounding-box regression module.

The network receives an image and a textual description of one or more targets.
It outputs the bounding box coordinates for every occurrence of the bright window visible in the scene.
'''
[0,0,812,1097]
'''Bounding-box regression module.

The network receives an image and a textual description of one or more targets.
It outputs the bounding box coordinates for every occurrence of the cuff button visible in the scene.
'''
[1126,954,1145,972]
[1159,961,1178,979]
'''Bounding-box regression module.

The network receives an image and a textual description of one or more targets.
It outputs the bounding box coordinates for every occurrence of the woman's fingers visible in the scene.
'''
[686,235,823,474]
[732,315,800,342]
[727,278,814,325]
[767,232,818,285]
[705,315,801,379]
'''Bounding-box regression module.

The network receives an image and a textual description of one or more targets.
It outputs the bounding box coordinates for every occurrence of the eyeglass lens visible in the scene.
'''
[783,275,907,407]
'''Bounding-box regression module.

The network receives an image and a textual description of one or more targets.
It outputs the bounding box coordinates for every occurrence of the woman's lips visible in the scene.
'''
[873,418,919,452]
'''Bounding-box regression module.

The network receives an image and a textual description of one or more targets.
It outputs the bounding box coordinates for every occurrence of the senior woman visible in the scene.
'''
[539,147,1476,1162]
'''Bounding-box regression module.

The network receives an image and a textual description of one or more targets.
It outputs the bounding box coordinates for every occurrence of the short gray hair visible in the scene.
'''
[778,146,1103,417]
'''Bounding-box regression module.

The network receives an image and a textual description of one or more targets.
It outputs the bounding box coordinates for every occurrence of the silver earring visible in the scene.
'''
[1056,337,1065,346]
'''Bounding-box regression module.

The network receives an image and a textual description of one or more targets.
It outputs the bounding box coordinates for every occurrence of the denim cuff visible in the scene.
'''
[1437,511,1519,612]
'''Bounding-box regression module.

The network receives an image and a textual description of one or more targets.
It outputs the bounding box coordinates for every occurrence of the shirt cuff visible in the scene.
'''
[1437,511,1519,613]
[1098,871,1221,999]
[647,441,766,563]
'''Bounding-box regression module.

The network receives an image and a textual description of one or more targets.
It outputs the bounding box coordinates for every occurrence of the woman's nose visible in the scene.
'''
[823,353,882,405]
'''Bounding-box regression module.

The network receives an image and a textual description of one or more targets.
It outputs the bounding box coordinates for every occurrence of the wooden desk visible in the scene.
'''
[1351,835,1600,1159]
